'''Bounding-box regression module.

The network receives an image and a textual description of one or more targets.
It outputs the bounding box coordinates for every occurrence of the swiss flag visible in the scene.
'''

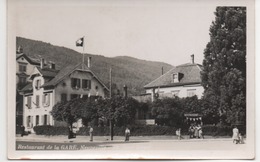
[76,37,84,47]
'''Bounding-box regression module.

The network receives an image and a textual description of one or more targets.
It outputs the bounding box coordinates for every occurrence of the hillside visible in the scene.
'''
[16,37,173,95]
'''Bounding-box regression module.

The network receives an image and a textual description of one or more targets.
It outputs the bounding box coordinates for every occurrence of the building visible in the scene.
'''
[16,47,40,126]
[20,57,109,132]
[144,55,204,101]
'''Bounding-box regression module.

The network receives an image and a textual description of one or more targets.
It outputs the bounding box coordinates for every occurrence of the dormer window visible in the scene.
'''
[173,73,179,83]
[35,79,41,90]
[19,64,27,72]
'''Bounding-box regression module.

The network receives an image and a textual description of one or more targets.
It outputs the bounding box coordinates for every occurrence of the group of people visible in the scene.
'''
[87,126,131,142]
[188,124,204,139]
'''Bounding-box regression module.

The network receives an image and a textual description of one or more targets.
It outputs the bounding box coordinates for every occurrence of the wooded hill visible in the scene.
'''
[16,37,173,95]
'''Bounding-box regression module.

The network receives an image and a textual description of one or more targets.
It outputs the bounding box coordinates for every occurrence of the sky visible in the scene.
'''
[13,0,218,66]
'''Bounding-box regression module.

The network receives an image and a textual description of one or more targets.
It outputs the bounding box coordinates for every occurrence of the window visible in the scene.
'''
[71,78,81,89]
[43,93,50,106]
[36,95,40,108]
[82,79,91,89]
[27,96,32,108]
[27,116,31,127]
[61,94,67,102]
[82,95,88,100]
[44,115,47,125]
[172,90,180,97]
[187,89,196,97]
[35,80,41,90]
[71,94,80,99]
[173,73,179,83]
[19,64,27,72]
[19,77,26,84]
[36,115,39,126]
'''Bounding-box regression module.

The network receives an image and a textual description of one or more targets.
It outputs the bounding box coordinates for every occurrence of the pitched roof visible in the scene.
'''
[16,53,40,66]
[20,83,33,93]
[144,63,203,89]
[37,67,59,78]
[42,63,109,91]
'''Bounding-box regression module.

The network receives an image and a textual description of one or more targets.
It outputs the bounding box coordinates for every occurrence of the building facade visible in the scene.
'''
[20,58,109,132]
[16,48,40,126]
[144,55,204,101]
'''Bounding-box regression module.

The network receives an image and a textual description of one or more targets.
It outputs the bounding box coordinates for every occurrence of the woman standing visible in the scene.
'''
[232,126,239,144]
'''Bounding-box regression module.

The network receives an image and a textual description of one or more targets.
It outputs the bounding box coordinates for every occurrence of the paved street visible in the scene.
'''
[16,134,246,151]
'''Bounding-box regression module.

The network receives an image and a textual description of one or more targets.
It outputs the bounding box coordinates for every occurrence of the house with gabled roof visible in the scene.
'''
[20,57,109,132]
[16,47,41,126]
[144,55,204,101]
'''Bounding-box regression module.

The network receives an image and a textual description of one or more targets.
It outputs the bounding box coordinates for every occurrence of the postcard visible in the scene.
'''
[7,0,255,159]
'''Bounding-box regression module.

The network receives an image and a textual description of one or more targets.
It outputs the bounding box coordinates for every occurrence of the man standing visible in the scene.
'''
[89,126,93,142]
[125,127,130,141]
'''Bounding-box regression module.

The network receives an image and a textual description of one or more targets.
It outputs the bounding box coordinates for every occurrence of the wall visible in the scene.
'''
[54,70,106,103]
[16,56,37,84]
[23,75,54,132]
[146,84,204,101]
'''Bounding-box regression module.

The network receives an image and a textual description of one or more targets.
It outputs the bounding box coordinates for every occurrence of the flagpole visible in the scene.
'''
[82,36,85,70]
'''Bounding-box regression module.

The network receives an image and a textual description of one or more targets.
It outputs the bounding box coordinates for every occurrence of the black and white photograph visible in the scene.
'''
[6,0,255,160]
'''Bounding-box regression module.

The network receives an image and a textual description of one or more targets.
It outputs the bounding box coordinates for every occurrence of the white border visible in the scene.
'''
[5,0,256,160]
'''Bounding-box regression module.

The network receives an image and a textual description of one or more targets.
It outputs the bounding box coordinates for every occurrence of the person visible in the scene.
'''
[176,128,182,140]
[238,133,244,144]
[194,125,199,138]
[189,125,194,138]
[232,126,239,144]
[125,127,130,141]
[198,124,204,139]
[89,126,93,142]
[20,125,25,137]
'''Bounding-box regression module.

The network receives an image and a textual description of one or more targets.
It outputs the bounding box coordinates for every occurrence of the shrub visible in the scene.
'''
[33,125,68,135]
[202,125,233,136]
[77,125,177,136]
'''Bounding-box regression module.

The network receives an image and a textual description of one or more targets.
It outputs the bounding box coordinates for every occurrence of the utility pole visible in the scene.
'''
[109,67,113,141]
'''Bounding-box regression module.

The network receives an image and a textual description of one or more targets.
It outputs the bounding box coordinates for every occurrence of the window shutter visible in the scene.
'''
[47,94,50,105]
[77,79,81,88]
[88,80,91,89]
[71,78,74,88]
[47,115,50,125]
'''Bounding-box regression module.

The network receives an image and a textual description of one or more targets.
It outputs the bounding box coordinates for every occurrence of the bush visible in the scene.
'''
[202,125,233,136]
[33,125,69,135]
[77,125,177,136]
[33,125,246,137]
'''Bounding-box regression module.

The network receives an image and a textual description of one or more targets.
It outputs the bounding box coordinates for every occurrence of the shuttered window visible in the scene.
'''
[82,79,91,89]
[71,78,81,89]
[36,95,40,108]
[27,96,32,109]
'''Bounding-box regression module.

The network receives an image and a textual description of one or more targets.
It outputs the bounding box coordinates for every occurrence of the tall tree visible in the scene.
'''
[50,99,84,129]
[201,7,246,125]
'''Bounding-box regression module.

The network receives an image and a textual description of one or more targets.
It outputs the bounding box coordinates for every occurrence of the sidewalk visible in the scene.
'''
[16,134,234,143]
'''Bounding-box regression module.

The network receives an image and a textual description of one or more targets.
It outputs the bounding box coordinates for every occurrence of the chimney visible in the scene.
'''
[123,85,128,99]
[40,58,45,69]
[191,54,194,64]
[17,46,23,54]
[88,57,92,68]
[162,67,164,75]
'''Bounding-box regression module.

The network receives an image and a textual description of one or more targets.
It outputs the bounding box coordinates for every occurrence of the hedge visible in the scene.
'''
[33,125,69,135]
[33,125,246,137]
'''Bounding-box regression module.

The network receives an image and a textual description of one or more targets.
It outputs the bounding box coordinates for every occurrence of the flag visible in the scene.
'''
[76,37,84,47]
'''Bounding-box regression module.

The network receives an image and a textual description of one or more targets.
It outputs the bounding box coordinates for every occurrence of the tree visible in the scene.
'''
[151,97,183,127]
[50,99,84,130]
[201,7,246,125]
[97,96,137,140]
[80,99,100,127]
